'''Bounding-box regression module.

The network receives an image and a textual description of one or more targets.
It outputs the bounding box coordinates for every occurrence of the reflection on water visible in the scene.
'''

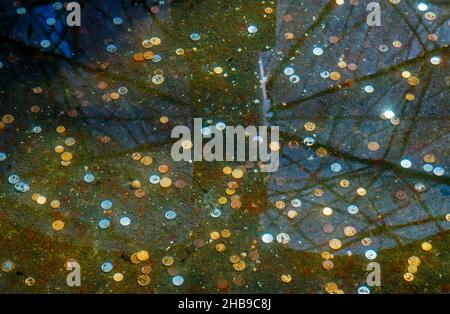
[0,0,448,293]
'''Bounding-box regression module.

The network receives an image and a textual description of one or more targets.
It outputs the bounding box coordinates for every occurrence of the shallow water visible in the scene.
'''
[0,0,449,293]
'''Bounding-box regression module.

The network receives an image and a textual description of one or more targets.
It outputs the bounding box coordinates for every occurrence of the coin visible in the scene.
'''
[141,265,152,275]
[160,177,172,188]
[141,156,153,166]
[281,274,292,283]
[407,265,418,274]
[231,168,244,179]
[322,207,333,216]
[216,243,226,252]
[113,273,124,282]
[233,261,246,271]
[220,229,231,238]
[137,274,151,286]
[403,272,414,282]
[322,260,334,270]
[130,253,141,264]
[61,152,73,161]
[136,250,150,262]
[52,220,64,231]
[344,226,357,237]
[329,239,342,250]
[162,256,174,267]
[421,242,432,251]
[210,231,220,240]
[408,256,421,267]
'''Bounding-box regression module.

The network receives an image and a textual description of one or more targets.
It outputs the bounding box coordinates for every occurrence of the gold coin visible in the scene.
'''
[407,265,418,274]
[150,37,161,46]
[141,156,153,166]
[210,231,220,240]
[367,141,380,151]
[423,154,436,163]
[315,147,328,157]
[134,189,145,198]
[405,93,415,101]
[113,273,124,282]
[343,226,357,237]
[314,188,324,197]
[142,39,153,48]
[143,51,154,60]
[338,61,347,69]
[403,272,414,282]
[30,105,40,113]
[175,48,185,56]
[36,195,47,205]
[225,188,235,196]
[220,229,231,238]
[218,196,227,205]
[160,177,172,188]
[339,179,350,188]
[223,166,232,175]
[141,265,152,274]
[159,116,169,124]
[275,200,285,209]
[52,220,65,231]
[321,251,331,260]
[304,122,316,131]
[233,261,246,271]
[264,7,273,14]
[401,71,411,79]
[61,152,73,162]
[130,253,141,264]
[229,255,240,264]
[24,277,36,286]
[56,126,66,133]
[136,250,150,262]
[284,32,294,40]
[162,256,174,266]
[407,76,419,86]
[32,193,40,201]
[329,71,341,81]
[287,210,298,219]
[213,66,224,74]
[356,187,367,196]
[324,282,338,293]
[446,214,450,222]
[131,152,142,161]
[322,207,333,216]
[110,92,120,101]
[408,256,421,267]
[269,141,281,152]
[322,260,334,270]
[131,180,142,189]
[2,114,14,124]
[421,242,432,251]
[281,274,292,283]
[50,200,61,209]
[231,168,244,179]
[215,243,226,252]
[137,274,151,286]
[329,239,342,250]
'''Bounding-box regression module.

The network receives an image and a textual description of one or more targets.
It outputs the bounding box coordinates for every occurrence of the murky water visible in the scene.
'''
[0,0,448,293]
